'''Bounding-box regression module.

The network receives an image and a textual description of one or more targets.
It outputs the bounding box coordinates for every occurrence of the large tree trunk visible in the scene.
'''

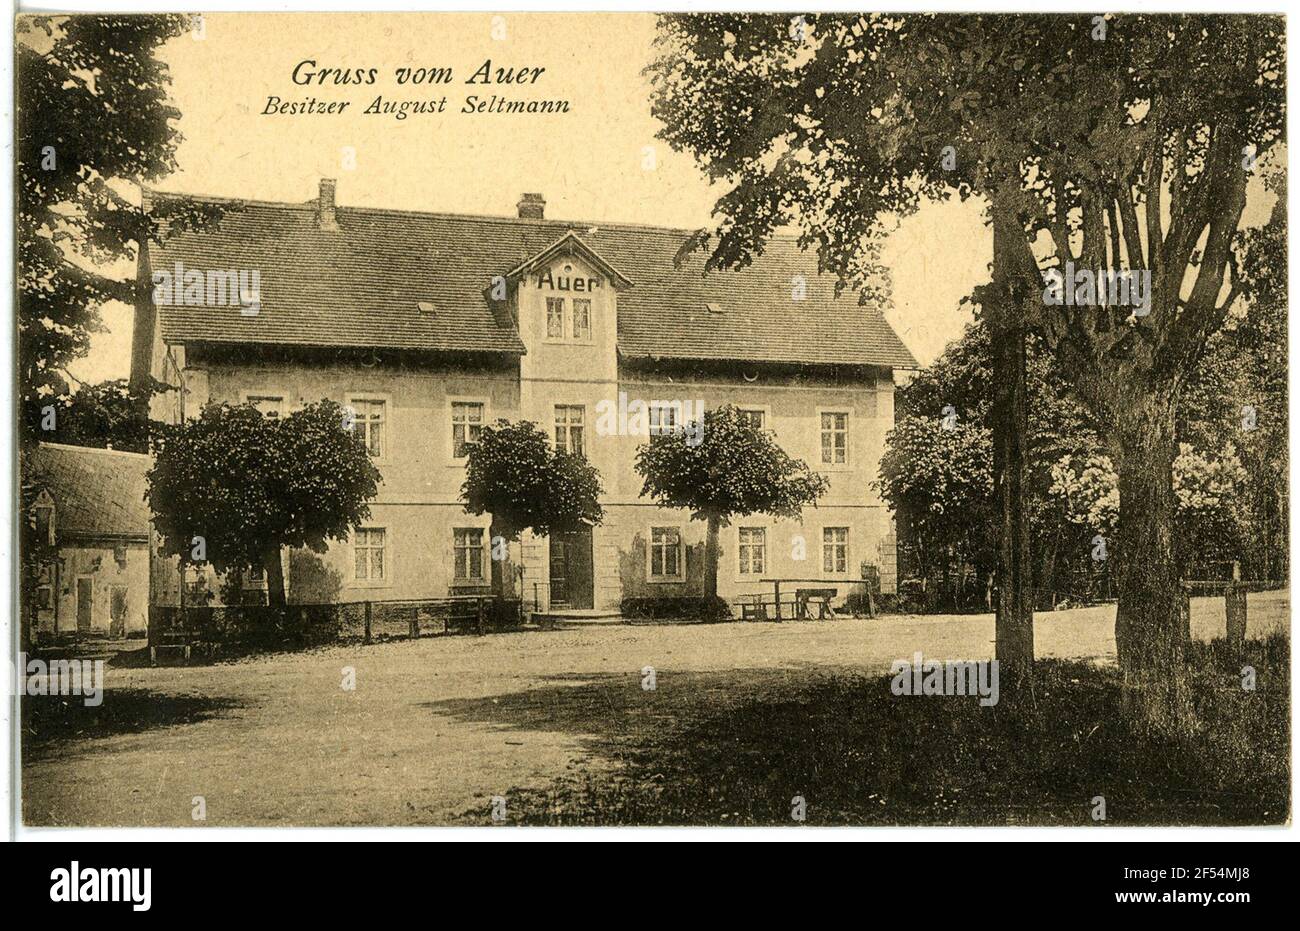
[264,547,287,609]
[990,200,1035,692]
[703,515,720,601]
[1111,386,1192,733]
[488,522,516,601]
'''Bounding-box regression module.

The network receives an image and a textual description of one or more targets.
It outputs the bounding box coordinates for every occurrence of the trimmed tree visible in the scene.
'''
[461,420,605,597]
[634,405,829,601]
[147,400,381,607]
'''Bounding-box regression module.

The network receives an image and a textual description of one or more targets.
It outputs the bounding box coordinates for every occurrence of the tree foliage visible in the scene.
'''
[30,377,159,453]
[649,12,1284,729]
[147,400,381,606]
[16,14,227,422]
[461,420,605,540]
[635,405,828,524]
[877,414,995,597]
[884,318,1270,605]
[635,405,828,599]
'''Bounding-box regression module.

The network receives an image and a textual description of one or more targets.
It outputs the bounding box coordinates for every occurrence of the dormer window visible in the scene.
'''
[572,299,591,341]
[546,297,565,339]
[543,295,593,344]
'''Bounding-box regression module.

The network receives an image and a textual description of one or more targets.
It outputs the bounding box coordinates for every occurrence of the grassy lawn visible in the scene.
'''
[21,591,1290,827]
[464,639,1288,826]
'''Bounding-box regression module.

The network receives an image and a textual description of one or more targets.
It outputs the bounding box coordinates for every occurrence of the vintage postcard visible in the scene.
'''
[11,9,1290,833]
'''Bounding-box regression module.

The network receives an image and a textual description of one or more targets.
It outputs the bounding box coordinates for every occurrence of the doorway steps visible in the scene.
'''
[532,608,624,627]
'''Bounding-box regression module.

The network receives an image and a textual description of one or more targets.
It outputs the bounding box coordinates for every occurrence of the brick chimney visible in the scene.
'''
[318,178,338,231]
[517,193,546,220]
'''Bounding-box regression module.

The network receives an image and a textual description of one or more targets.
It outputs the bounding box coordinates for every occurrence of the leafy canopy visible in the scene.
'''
[634,404,828,523]
[147,400,381,572]
[33,377,159,453]
[461,420,604,539]
[17,14,229,419]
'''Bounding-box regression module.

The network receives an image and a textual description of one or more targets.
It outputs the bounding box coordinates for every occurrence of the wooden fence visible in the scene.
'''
[148,596,523,662]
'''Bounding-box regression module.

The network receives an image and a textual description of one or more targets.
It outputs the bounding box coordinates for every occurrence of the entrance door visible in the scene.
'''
[75,577,93,632]
[549,528,593,609]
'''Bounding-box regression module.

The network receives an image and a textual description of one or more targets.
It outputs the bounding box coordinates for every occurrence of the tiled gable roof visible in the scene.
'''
[148,192,918,369]
[27,443,151,541]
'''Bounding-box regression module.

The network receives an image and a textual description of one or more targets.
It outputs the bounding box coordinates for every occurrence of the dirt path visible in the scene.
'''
[21,590,1288,826]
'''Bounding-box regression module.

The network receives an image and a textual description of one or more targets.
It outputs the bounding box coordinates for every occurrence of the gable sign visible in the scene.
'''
[535,261,603,293]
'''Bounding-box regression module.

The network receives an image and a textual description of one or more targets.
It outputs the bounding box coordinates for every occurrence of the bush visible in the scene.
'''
[620,596,732,622]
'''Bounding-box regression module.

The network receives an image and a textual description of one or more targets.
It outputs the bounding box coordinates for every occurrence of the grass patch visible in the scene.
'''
[465,634,1289,826]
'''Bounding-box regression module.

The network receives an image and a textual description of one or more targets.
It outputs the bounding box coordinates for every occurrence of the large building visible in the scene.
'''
[131,181,916,613]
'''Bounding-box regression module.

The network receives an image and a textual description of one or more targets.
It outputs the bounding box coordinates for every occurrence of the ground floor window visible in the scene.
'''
[738,527,766,575]
[823,527,849,574]
[649,526,682,579]
[355,527,386,581]
[454,527,485,581]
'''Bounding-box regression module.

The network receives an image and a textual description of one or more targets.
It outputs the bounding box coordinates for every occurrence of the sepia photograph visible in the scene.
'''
[6,4,1292,856]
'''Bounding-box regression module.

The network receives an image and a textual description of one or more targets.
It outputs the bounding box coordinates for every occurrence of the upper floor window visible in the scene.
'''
[649,526,682,579]
[453,527,485,581]
[738,527,766,575]
[823,527,849,575]
[820,412,849,466]
[355,527,386,581]
[349,398,385,458]
[737,408,766,430]
[452,402,484,458]
[649,402,680,436]
[572,299,591,341]
[543,296,593,343]
[248,395,285,419]
[555,405,585,457]
[546,297,565,339]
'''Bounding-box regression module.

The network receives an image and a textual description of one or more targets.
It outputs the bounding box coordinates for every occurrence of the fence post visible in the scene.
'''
[1225,584,1248,650]
[773,581,781,621]
[477,597,486,636]
[410,606,419,640]
[364,601,372,644]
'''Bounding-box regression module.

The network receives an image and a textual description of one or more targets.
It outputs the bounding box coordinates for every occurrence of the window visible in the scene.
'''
[737,408,766,429]
[546,297,565,339]
[451,402,484,458]
[349,399,385,458]
[354,528,386,581]
[820,412,849,465]
[649,402,679,436]
[248,395,285,419]
[454,528,485,581]
[35,573,52,610]
[823,527,849,574]
[246,565,266,586]
[544,295,594,342]
[572,299,591,341]
[738,527,766,575]
[32,503,54,545]
[649,526,682,579]
[555,405,585,456]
